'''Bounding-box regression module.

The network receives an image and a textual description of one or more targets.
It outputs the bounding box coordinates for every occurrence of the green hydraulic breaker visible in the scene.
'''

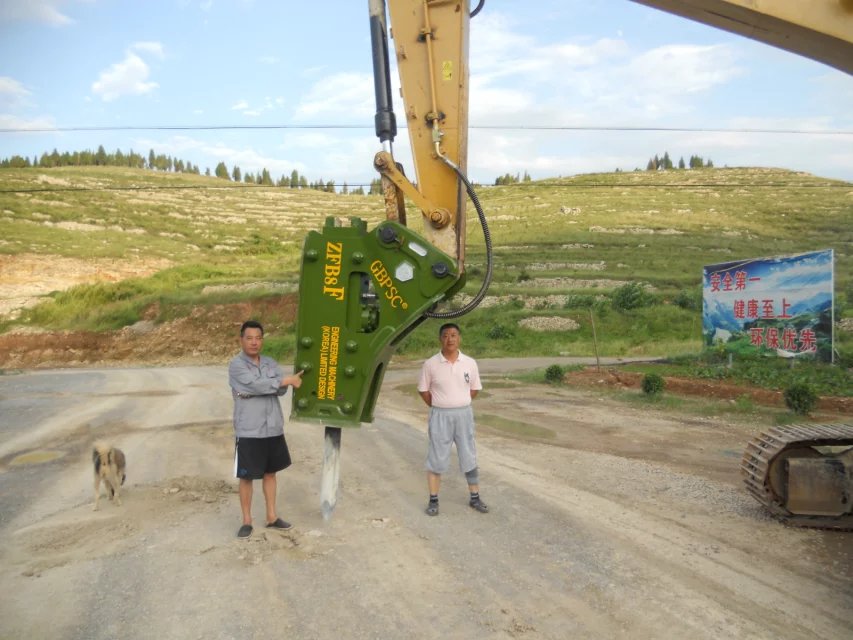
[291,216,464,516]
[292,216,463,425]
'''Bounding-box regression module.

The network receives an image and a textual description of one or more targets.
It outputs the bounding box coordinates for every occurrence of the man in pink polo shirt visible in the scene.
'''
[417,322,489,516]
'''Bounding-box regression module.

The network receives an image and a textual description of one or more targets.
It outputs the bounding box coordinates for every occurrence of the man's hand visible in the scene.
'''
[282,370,304,389]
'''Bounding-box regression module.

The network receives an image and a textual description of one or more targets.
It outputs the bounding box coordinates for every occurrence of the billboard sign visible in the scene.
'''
[702,249,834,361]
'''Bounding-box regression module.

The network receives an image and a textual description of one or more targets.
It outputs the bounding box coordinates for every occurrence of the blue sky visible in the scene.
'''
[1,0,852,185]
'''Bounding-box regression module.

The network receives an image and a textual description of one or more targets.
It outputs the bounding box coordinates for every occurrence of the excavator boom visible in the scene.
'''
[631,0,853,75]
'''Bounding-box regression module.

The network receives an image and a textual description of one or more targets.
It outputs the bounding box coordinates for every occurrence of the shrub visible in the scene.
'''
[486,324,515,340]
[673,288,701,310]
[641,373,665,396]
[545,364,565,384]
[611,282,652,311]
[784,383,818,415]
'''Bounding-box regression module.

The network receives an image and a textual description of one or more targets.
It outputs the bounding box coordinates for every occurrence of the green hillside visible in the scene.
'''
[1,165,851,366]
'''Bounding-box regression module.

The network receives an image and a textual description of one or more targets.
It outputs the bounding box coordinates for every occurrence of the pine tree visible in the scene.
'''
[215,162,230,179]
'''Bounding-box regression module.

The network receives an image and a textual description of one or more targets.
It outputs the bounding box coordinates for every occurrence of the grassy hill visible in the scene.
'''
[1,165,850,370]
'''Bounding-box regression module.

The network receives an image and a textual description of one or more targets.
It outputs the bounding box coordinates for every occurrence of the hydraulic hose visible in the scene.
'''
[425,158,493,319]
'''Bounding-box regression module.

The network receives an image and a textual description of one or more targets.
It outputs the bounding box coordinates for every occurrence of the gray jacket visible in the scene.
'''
[228,352,288,438]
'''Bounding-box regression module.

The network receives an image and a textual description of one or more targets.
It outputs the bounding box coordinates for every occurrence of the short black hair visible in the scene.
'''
[439,322,460,337]
[240,320,264,337]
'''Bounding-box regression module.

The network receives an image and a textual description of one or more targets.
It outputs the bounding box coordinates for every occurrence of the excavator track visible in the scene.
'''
[741,423,853,531]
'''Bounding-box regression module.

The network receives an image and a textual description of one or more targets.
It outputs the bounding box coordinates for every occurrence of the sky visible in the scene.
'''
[1,0,852,186]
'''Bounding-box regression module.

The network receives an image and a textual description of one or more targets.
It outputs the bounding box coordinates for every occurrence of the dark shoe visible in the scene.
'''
[237,524,253,538]
[469,497,489,513]
[425,502,439,516]
[266,518,292,530]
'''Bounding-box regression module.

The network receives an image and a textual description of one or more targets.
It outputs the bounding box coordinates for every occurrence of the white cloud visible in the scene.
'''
[626,44,741,95]
[294,72,374,120]
[230,97,284,117]
[0,0,73,25]
[468,10,743,126]
[92,48,163,102]
[0,113,56,131]
[0,76,32,109]
[131,41,166,59]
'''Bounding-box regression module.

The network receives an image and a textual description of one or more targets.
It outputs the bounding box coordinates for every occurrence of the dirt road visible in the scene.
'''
[0,362,850,640]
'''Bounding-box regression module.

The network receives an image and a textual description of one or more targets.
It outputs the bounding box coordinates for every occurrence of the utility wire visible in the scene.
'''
[2,124,852,135]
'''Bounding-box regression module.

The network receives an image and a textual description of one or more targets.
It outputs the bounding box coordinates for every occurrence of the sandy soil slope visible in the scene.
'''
[0,361,850,640]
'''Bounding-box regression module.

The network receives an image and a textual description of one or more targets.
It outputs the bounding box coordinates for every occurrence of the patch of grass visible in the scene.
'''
[623,352,851,397]
[262,333,297,362]
[477,413,556,440]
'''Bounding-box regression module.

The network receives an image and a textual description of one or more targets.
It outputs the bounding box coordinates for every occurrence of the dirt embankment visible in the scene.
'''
[0,295,298,369]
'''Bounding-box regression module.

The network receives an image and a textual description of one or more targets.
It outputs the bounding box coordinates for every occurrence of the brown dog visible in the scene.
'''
[92,442,126,511]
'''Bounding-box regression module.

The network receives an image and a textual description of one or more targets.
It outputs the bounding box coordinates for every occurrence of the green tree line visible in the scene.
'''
[645,151,714,171]
[0,145,379,195]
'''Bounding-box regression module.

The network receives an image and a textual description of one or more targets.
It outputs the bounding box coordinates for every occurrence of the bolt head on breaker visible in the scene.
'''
[291,217,465,428]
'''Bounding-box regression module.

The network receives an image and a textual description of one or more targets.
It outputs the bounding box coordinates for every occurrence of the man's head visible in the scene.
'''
[438,323,461,354]
[239,320,264,359]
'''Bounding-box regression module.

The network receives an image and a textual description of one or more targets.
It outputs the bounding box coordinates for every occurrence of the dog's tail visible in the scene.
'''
[113,448,127,485]
[93,442,108,471]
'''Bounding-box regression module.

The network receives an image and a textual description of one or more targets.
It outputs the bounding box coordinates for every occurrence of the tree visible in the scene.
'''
[290,169,299,188]
[149,149,156,169]
[214,162,230,179]
[261,168,273,186]
[678,156,685,169]
[232,166,242,182]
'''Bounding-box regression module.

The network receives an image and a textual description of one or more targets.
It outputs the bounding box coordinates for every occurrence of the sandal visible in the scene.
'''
[237,524,253,538]
[266,518,292,530]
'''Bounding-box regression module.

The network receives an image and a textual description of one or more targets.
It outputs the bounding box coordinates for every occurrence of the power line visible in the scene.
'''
[1,180,848,195]
[2,124,852,135]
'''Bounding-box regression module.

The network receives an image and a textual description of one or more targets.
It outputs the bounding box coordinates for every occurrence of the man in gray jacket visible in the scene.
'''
[229,320,303,538]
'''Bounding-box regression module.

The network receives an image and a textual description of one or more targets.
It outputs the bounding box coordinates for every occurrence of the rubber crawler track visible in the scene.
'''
[741,423,853,531]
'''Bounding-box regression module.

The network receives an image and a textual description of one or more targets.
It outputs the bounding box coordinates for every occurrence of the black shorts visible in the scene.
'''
[234,435,291,480]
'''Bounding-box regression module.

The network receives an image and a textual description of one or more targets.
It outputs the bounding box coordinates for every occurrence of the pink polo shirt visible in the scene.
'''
[418,350,482,408]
